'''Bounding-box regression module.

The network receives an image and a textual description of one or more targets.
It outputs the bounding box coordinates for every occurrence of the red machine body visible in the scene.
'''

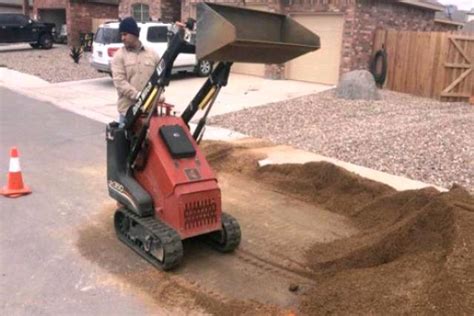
[134,113,222,239]
[108,3,319,270]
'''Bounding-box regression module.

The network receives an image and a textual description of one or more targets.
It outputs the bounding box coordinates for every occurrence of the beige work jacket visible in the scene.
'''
[111,43,160,114]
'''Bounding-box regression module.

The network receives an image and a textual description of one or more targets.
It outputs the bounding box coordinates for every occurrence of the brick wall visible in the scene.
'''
[181,0,272,20]
[34,0,117,46]
[119,0,160,20]
[34,0,67,10]
[160,0,180,23]
[33,0,67,17]
[282,0,353,12]
[346,0,439,72]
[119,0,180,22]
[67,1,118,45]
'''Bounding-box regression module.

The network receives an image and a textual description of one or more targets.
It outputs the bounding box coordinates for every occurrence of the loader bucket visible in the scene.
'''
[196,3,320,64]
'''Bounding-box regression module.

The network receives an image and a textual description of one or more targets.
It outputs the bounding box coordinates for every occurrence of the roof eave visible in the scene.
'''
[434,18,466,26]
[397,0,445,12]
[0,3,32,8]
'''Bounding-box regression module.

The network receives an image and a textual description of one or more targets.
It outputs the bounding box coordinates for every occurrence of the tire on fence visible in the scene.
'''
[370,49,387,86]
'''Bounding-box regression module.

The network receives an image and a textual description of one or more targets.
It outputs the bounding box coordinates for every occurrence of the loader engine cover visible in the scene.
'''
[134,116,222,239]
[159,125,196,159]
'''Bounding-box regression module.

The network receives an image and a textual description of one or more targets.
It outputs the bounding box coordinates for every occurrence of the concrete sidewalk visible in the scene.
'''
[0,68,446,192]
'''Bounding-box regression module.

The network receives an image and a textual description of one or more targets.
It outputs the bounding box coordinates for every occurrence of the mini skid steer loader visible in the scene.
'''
[106,3,320,270]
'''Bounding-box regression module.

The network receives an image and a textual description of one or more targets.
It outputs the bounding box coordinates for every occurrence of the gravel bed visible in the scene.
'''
[0,44,106,83]
[209,89,474,193]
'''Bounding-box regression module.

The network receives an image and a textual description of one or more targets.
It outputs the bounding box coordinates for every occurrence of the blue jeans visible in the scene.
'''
[118,114,126,127]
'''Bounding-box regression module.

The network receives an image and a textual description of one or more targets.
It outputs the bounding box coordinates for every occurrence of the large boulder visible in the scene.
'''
[335,70,381,100]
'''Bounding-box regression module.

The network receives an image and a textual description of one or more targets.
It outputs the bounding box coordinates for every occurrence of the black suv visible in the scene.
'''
[0,13,55,49]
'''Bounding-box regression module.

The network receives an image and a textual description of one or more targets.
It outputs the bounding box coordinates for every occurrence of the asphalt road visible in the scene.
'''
[0,88,155,315]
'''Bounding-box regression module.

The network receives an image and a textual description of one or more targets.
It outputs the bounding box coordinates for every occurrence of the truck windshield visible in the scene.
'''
[94,27,121,44]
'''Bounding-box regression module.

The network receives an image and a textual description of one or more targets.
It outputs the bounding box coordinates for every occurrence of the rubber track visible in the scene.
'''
[220,213,241,252]
[115,208,183,270]
[204,213,241,252]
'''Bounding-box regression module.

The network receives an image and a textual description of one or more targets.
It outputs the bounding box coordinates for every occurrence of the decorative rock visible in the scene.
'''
[335,70,381,100]
[209,89,473,194]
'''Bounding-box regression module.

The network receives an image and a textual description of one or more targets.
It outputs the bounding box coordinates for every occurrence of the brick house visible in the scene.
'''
[118,0,449,85]
[33,0,119,46]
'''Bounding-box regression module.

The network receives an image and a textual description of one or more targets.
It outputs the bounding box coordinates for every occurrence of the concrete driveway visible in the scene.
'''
[0,67,332,125]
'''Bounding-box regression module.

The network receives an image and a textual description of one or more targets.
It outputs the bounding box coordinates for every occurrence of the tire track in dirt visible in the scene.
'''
[220,173,358,260]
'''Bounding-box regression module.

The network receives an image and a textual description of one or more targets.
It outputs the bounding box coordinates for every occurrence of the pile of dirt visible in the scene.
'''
[202,140,394,216]
[200,139,269,174]
[202,140,474,315]
[301,185,474,315]
[77,140,472,315]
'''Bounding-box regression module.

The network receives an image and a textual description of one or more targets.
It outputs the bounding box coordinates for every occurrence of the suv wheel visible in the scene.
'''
[39,34,53,49]
[196,60,212,77]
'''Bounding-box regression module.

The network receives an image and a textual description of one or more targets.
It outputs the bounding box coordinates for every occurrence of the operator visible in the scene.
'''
[111,17,162,125]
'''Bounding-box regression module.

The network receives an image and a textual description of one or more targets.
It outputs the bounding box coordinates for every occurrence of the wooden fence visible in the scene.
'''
[373,30,473,103]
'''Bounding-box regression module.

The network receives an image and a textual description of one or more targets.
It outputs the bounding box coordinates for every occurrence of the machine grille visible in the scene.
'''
[184,198,218,229]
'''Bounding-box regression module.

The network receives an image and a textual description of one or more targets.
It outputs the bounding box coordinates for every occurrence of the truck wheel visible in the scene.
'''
[196,60,212,77]
[39,34,53,49]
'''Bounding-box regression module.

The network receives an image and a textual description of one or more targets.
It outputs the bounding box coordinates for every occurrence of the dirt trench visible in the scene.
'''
[77,140,474,315]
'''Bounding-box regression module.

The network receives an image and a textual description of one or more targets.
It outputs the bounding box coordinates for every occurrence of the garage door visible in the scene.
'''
[230,5,266,77]
[286,14,344,85]
[231,61,265,77]
[39,9,66,32]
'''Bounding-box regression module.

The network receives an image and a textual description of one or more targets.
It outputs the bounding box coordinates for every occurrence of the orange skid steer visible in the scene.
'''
[106,3,320,270]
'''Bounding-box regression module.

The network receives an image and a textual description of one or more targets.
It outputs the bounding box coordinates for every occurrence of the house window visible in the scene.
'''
[132,3,150,22]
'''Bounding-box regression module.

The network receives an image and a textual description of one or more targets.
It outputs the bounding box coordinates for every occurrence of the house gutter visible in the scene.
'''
[397,0,445,11]
[0,3,32,8]
[434,18,466,26]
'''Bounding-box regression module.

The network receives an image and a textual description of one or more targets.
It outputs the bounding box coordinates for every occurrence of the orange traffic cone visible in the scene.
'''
[0,147,31,198]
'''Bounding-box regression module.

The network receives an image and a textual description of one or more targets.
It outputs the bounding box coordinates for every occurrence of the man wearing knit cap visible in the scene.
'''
[111,17,161,125]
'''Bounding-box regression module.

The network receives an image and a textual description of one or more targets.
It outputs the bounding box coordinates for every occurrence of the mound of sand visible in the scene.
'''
[203,140,474,315]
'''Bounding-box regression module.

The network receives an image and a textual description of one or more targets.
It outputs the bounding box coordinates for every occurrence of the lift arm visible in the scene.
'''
[181,62,232,141]
[126,24,195,169]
